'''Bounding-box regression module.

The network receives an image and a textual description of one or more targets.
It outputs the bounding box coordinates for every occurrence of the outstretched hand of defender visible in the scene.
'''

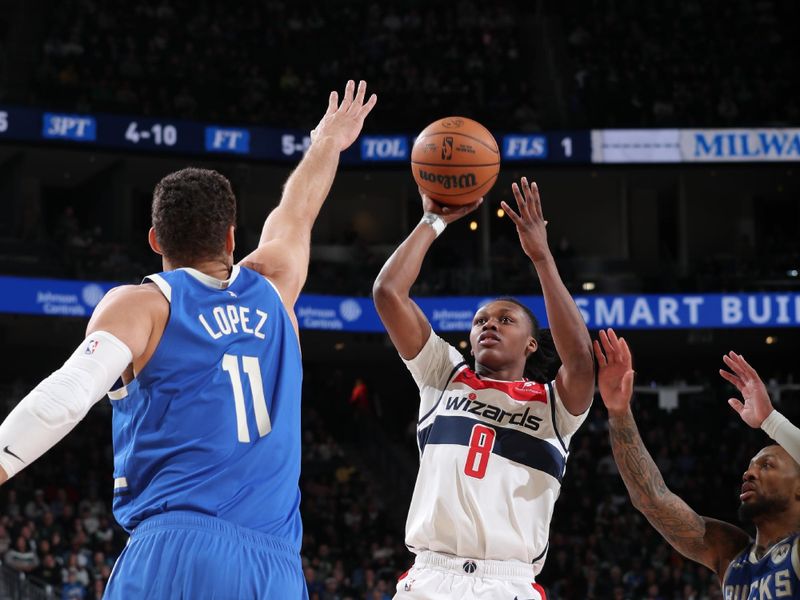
[501,177,550,262]
[720,352,774,428]
[310,80,377,151]
[420,189,483,224]
[594,328,635,415]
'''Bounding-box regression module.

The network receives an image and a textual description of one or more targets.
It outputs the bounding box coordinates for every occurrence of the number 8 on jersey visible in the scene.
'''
[464,424,496,479]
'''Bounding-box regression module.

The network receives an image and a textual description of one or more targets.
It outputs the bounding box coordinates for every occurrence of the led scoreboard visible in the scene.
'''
[1,106,797,164]
[0,106,591,165]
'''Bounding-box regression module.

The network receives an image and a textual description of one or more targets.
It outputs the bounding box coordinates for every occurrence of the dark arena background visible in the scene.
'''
[0,1,799,599]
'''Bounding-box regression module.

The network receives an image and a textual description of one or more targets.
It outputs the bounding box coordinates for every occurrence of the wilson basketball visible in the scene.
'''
[411,117,500,206]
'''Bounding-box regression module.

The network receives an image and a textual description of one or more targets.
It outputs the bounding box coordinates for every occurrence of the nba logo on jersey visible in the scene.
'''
[771,543,790,565]
[84,339,99,354]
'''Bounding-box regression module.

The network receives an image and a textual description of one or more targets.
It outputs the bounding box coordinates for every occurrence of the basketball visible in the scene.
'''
[411,117,500,206]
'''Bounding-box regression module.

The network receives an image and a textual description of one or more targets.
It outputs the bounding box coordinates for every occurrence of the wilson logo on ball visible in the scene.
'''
[418,169,477,190]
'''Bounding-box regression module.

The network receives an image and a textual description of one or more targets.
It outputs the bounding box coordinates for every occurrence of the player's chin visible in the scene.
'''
[474,347,508,366]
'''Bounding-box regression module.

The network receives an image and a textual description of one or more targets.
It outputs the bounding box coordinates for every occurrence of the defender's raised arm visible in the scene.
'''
[241,80,377,314]
[595,329,750,579]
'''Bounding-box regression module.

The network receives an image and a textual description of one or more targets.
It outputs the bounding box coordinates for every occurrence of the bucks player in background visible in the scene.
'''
[373,179,595,599]
[0,80,376,598]
[594,329,800,599]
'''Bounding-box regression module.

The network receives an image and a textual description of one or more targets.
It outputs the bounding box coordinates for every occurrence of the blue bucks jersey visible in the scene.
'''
[723,533,800,599]
[108,266,303,550]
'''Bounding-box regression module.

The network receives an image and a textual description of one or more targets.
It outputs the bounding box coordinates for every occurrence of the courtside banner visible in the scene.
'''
[0,276,116,317]
[681,129,800,162]
[591,128,800,163]
[2,277,800,330]
[590,129,682,163]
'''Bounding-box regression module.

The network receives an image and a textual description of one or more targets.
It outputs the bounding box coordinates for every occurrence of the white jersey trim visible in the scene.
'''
[108,387,128,401]
[546,382,567,454]
[417,361,468,427]
[262,277,284,303]
[179,265,241,289]
[146,273,172,302]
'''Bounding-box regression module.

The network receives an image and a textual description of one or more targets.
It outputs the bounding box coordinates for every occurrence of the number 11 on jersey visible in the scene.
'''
[222,354,271,443]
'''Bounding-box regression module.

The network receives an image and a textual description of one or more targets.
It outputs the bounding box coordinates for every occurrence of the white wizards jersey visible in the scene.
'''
[403,332,588,573]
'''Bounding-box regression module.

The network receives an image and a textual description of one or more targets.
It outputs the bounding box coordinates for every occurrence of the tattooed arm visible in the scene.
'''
[595,329,751,578]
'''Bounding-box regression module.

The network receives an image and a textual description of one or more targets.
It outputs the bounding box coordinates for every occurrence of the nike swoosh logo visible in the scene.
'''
[3,446,24,463]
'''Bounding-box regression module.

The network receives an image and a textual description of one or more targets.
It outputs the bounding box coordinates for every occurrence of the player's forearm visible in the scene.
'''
[762,410,800,465]
[608,407,672,511]
[609,408,706,535]
[534,255,593,374]
[608,407,747,573]
[273,136,340,228]
[0,331,132,482]
[373,223,437,299]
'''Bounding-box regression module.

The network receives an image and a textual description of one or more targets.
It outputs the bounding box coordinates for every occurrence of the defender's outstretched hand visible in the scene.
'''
[720,352,774,428]
[310,80,377,151]
[594,328,635,415]
[501,177,550,262]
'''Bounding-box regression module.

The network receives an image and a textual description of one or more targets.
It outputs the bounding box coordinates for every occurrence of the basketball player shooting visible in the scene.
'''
[0,80,376,598]
[373,178,595,599]
[595,329,800,598]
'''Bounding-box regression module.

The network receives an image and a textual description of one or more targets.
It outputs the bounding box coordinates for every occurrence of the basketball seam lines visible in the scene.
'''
[414,132,500,154]
[411,161,501,168]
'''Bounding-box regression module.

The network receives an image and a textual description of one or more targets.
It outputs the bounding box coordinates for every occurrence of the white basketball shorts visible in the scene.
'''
[393,551,547,600]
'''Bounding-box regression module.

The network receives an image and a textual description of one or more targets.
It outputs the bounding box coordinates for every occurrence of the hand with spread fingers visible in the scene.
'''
[719,351,774,428]
[310,79,377,151]
[501,177,550,263]
[594,328,635,415]
[420,189,483,225]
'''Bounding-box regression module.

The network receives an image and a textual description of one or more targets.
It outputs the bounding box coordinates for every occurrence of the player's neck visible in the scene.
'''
[754,518,797,557]
[162,257,233,281]
[474,364,526,382]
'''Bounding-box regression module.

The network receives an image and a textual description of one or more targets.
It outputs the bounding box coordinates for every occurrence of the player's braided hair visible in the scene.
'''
[151,168,237,265]
[494,296,558,383]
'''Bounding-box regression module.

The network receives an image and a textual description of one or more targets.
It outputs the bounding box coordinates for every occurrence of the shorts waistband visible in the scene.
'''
[131,511,299,557]
[414,551,537,580]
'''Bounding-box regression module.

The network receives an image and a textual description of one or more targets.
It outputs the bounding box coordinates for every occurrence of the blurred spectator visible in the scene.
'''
[61,568,87,600]
[37,553,62,588]
[5,535,40,572]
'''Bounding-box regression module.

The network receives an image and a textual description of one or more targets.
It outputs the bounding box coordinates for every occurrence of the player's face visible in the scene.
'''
[469,301,536,373]
[738,445,800,522]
